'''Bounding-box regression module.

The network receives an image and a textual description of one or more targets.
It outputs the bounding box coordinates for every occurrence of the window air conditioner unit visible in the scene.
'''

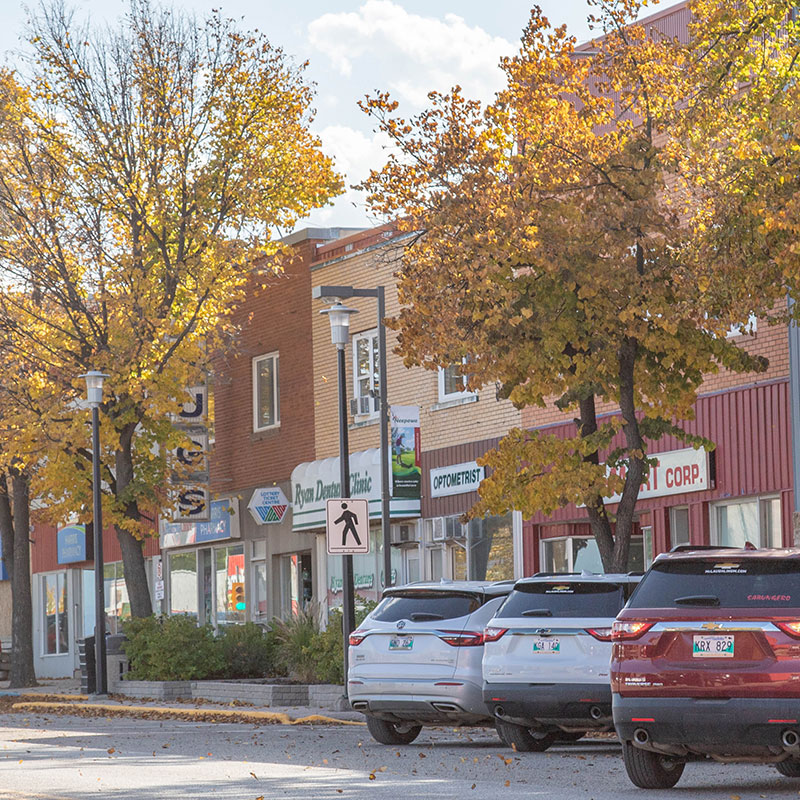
[349,396,372,416]
[391,523,417,544]
[431,518,445,542]
[445,517,464,540]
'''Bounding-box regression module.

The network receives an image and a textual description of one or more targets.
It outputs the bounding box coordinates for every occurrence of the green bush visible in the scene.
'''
[122,615,225,681]
[270,606,319,683]
[217,622,276,679]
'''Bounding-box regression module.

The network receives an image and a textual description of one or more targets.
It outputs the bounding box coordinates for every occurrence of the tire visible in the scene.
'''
[365,716,422,745]
[495,719,556,752]
[622,741,685,789]
[776,760,800,778]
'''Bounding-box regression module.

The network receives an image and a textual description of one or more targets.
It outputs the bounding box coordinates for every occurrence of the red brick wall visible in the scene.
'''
[210,239,318,492]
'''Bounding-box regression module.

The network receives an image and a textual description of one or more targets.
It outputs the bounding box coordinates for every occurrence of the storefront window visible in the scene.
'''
[215,544,245,626]
[43,572,69,655]
[715,496,782,548]
[328,529,382,609]
[169,551,198,616]
[452,545,467,580]
[542,536,644,574]
[465,513,514,581]
[103,562,130,634]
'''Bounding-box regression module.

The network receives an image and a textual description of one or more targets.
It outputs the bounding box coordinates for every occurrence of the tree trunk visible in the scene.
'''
[10,471,36,687]
[114,422,152,618]
[577,393,617,570]
[609,336,648,573]
[0,472,13,580]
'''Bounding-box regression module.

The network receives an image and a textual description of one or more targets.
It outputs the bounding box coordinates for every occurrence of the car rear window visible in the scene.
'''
[496,582,626,618]
[370,592,481,622]
[628,559,800,608]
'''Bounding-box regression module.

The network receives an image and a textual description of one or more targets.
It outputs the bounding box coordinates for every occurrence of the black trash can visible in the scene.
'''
[105,634,127,655]
[78,636,95,694]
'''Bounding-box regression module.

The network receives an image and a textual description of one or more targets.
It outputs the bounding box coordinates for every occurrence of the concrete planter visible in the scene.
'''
[110,677,344,709]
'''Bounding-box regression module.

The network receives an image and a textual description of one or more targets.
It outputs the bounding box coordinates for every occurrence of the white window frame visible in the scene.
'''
[669,506,690,549]
[711,495,782,548]
[437,360,476,403]
[352,329,379,417]
[540,535,644,573]
[252,351,280,432]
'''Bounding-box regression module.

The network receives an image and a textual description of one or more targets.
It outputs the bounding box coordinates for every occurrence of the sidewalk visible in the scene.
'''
[0,677,365,726]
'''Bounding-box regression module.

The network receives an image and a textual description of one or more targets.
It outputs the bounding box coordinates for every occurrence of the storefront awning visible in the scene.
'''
[291,448,420,531]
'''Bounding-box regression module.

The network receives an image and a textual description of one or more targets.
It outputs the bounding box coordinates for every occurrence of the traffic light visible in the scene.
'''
[230,582,245,611]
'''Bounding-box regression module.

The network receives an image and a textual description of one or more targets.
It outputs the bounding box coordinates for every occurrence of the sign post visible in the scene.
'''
[326,498,370,555]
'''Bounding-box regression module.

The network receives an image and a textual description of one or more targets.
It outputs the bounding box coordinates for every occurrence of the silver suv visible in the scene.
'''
[483,572,641,751]
[348,580,514,745]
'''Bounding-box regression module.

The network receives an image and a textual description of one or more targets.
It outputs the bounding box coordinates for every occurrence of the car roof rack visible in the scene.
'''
[530,572,581,578]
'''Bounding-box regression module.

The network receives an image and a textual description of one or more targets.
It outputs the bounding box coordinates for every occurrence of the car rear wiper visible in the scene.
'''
[521,608,553,617]
[408,612,444,621]
[674,595,721,606]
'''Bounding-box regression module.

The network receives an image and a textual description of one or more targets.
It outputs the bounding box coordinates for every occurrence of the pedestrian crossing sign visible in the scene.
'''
[326,498,370,555]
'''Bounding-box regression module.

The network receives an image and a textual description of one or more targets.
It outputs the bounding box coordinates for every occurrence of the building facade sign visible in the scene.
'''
[604,447,709,503]
[430,461,486,498]
[159,497,240,549]
[57,524,92,564]
[247,486,290,525]
[291,448,421,531]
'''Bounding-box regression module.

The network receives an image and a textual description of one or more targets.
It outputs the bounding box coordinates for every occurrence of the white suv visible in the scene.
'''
[348,580,513,745]
[483,573,641,751]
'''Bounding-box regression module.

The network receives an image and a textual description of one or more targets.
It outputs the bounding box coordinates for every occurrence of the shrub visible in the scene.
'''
[217,622,276,679]
[270,605,319,683]
[122,615,225,681]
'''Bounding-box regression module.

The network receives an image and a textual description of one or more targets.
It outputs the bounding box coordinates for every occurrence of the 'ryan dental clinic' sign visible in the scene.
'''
[291,448,420,531]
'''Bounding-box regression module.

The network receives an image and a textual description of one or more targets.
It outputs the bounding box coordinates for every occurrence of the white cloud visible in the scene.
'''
[302,125,396,228]
[307,0,514,108]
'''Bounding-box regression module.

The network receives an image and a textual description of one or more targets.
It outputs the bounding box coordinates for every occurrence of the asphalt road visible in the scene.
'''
[1,711,799,799]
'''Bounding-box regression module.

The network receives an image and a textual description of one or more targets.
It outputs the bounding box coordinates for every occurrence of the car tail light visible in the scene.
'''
[585,627,613,641]
[438,630,484,647]
[349,630,367,646]
[611,621,654,641]
[775,622,800,639]
[483,626,508,643]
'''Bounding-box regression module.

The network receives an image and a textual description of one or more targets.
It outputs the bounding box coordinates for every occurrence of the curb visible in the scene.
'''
[11,701,366,727]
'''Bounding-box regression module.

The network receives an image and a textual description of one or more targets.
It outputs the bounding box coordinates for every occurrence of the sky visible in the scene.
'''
[0,1,657,231]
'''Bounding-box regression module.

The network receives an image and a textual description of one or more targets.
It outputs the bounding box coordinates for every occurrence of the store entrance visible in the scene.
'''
[279,552,313,618]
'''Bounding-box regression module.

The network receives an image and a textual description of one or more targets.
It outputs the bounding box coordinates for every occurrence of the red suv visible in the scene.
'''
[612,546,800,789]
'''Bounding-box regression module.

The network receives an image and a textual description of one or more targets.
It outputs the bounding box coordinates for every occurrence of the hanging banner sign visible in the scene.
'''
[169,384,210,522]
[390,405,421,500]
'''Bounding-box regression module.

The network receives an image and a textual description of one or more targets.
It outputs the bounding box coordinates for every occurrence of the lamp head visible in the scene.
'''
[80,370,109,407]
[320,302,359,349]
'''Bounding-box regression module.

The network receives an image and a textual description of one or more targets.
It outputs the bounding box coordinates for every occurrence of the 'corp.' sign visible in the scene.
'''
[604,447,709,503]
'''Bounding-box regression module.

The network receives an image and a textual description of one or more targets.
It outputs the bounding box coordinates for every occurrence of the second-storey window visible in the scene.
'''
[253,352,279,431]
[353,330,379,416]
[438,362,475,402]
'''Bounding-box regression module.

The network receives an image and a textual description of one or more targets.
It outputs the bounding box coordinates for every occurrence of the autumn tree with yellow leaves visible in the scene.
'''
[360,0,787,571]
[0,0,341,619]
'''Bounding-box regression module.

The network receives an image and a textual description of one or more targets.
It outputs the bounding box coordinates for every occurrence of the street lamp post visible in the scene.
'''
[313,285,393,594]
[81,370,109,695]
[319,302,359,678]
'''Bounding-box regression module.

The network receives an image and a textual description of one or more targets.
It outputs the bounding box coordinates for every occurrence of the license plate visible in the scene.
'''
[389,635,413,651]
[532,637,560,654]
[693,634,734,658]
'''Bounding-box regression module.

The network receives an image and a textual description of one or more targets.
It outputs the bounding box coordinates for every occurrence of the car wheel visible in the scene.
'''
[365,716,422,745]
[622,741,685,789]
[495,719,556,752]
[776,760,800,778]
